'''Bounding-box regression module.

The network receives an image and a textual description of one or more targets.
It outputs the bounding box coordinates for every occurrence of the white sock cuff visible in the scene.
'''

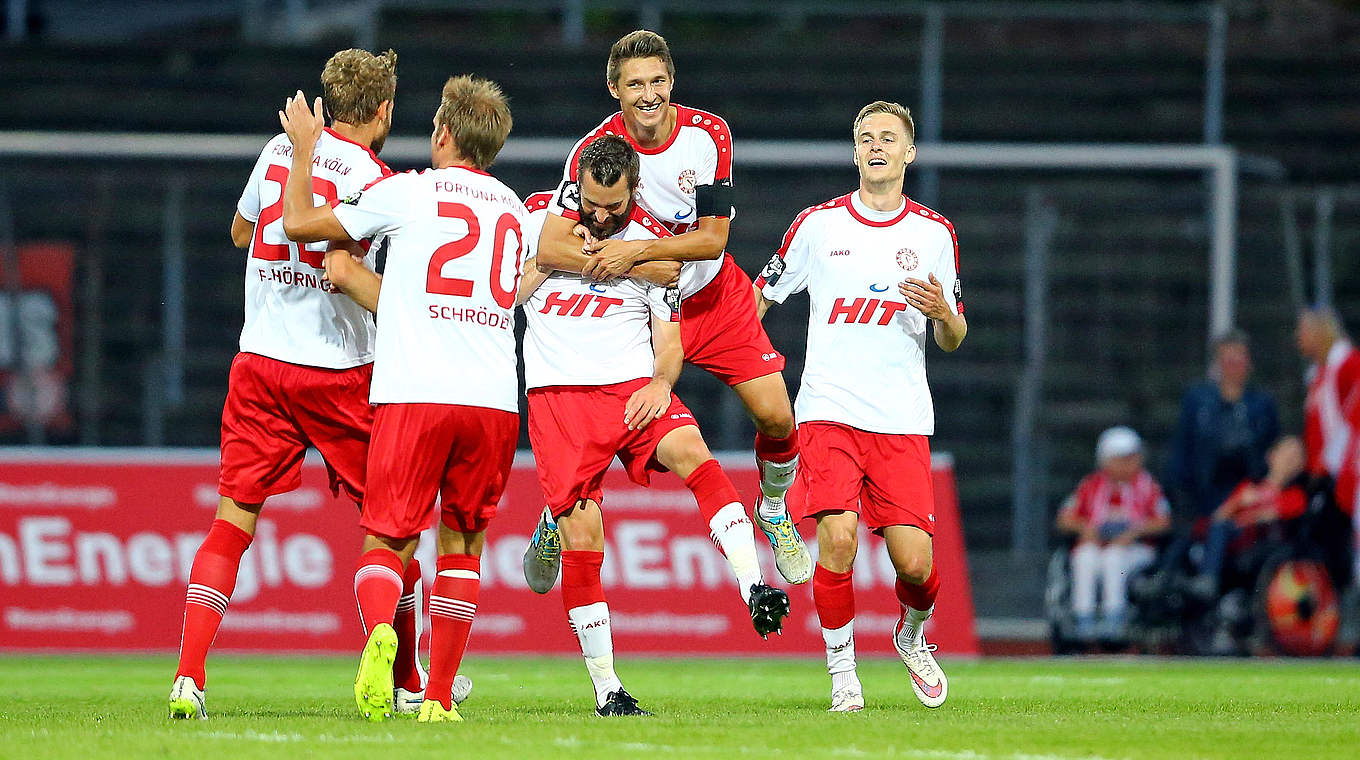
[437,569,480,580]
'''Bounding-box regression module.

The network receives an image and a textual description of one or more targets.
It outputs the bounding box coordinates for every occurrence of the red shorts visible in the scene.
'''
[362,403,518,539]
[790,421,936,535]
[218,352,373,506]
[528,378,697,516]
[681,253,785,387]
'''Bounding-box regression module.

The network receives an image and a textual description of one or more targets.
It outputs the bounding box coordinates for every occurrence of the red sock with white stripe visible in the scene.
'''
[562,550,621,706]
[685,459,763,603]
[755,430,800,517]
[813,563,857,681]
[393,558,425,693]
[353,547,405,637]
[175,519,253,690]
[426,554,479,710]
[894,566,941,647]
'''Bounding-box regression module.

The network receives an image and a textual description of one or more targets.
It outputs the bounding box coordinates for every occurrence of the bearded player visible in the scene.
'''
[278,75,523,723]
[756,101,967,712]
[166,48,446,720]
[519,137,790,716]
[534,30,811,585]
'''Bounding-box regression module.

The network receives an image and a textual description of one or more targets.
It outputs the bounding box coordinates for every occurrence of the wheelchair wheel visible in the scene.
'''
[1255,555,1340,656]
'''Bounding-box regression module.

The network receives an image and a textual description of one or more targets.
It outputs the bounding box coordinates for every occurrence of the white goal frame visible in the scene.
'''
[0,132,1239,338]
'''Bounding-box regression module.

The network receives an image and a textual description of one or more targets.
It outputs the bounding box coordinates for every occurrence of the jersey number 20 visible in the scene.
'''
[426,201,521,310]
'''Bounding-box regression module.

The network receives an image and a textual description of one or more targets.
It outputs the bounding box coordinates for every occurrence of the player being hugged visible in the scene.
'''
[519,137,791,716]
[534,30,812,585]
[755,101,967,712]
[277,76,524,724]
[167,48,439,721]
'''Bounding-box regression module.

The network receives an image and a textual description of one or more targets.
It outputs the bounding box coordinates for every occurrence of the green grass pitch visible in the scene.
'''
[2,655,1358,759]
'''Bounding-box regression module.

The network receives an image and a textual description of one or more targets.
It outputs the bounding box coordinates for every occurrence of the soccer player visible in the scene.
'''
[535,30,811,584]
[520,137,791,714]
[167,48,432,720]
[755,101,967,711]
[276,74,523,724]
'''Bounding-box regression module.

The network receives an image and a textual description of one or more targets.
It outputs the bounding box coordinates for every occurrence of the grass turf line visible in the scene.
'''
[1,655,1357,759]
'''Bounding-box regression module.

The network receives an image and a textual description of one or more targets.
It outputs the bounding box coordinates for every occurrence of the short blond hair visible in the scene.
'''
[436,75,512,170]
[853,100,915,144]
[321,48,397,125]
[607,30,675,86]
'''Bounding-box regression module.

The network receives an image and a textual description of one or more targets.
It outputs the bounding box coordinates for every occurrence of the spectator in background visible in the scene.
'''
[1057,426,1172,642]
[1165,330,1280,529]
[1190,435,1309,600]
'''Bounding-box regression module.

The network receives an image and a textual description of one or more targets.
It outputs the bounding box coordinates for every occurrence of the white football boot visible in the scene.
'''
[894,614,948,708]
[168,675,207,720]
[395,673,471,715]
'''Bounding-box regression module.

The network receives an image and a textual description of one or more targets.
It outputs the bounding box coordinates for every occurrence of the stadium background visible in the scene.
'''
[0,0,1358,637]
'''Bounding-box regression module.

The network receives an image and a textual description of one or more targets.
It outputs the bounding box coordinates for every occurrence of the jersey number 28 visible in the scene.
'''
[251,165,338,269]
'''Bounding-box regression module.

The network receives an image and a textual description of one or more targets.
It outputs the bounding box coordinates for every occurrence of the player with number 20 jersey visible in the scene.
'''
[277,75,522,725]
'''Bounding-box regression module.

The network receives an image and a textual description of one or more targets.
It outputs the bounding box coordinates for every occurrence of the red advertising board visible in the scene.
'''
[0,243,76,434]
[0,448,977,656]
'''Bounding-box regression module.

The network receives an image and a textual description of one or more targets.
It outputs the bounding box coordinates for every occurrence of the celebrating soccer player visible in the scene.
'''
[534,30,812,584]
[276,75,524,723]
[168,48,428,720]
[755,101,967,711]
[519,137,791,715]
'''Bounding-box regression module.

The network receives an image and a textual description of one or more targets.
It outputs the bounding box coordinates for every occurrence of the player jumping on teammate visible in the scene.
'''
[756,101,967,712]
[167,48,450,720]
[277,75,524,724]
[534,30,811,585]
[519,140,790,714]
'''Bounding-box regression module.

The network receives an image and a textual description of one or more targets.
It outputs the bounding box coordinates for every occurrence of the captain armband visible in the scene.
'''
[694,180,734,219]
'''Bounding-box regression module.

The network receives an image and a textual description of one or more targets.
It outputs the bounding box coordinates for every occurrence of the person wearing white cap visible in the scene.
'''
[1056,426,1172,643]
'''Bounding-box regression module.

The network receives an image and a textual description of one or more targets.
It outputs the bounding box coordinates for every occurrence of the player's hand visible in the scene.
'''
[624,379,671,431]
[631,260,682,287]
[279,91,325,152]
[583,239,647,281]
[572,224,589,240]
[1110,531,1136,547]
[900,273,953,321]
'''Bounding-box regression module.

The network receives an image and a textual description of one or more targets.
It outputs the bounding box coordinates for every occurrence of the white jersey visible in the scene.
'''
[522,190,554,262]
[522,207,677,389]
[549,104,732,299]
[331,166,526,411]
[236,128,388,368]
[759,192,963,435]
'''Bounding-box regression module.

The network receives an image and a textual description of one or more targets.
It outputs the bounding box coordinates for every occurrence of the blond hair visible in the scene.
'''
[853,100,915,144]
[607,30,675,86]
[436,75,512,170]
[321,48,397,125]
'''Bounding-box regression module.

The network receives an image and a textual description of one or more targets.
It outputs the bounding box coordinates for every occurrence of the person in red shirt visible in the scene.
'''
[1056,427,1171,642]
[1191,436,1308,600]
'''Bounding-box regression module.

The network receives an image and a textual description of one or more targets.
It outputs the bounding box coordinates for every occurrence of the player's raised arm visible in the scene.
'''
[278,92,353,244]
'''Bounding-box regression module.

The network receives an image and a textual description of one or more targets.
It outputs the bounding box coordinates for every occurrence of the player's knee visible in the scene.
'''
[755,412,795,440]
[894,554,932,586]
[819,528,858,570]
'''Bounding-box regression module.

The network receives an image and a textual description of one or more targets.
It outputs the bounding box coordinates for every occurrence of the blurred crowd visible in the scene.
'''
[1053,307,1358,656]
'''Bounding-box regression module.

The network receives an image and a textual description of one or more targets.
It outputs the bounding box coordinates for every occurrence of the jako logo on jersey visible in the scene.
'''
[669,412,693,420]
[539,292,624,318]
[762,352,779,362]
[677,169,697,195]
[829,249,852,257]
[829,297,909,325]
[869,283,890,293]
[896,248,919,270]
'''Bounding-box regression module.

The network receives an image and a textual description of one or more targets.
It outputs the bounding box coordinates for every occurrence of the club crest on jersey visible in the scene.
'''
[896,248,919,271]
[760,255,785,285]
[677,169,697,195]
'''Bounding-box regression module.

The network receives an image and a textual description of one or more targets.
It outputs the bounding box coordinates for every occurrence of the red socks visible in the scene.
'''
[813,563,855,630]
[392,558,424,692]
[175,519,253,690]
[684,458,743,523]
[755,430,799,464]
[426,554,480,709]
[562,550,607,612]
[896,565,941,612]
[354,546,404,636]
